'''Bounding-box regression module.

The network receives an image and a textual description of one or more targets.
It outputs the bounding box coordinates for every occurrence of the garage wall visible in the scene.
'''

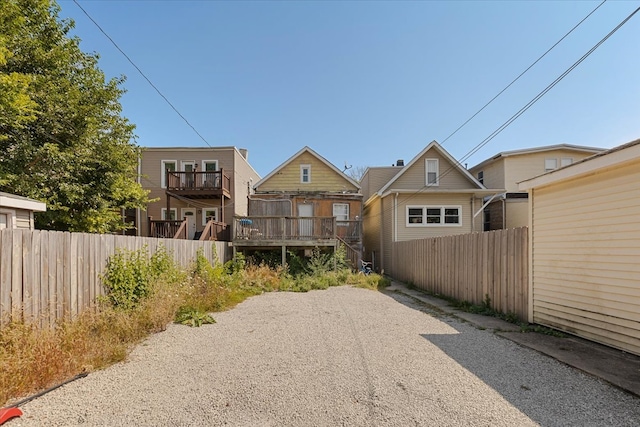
[530,160,640,355]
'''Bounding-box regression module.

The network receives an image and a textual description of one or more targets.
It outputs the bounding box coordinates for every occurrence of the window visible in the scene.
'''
[301,165,311,183]
[406,206,461,227]
[560,157,573,167]
[426,159,439,186]
[161,160,177,188]
[202,207,218,225]
[333,203,349,223]
[545,158,558,172]
[202,160,218,171]
[161,208,177,220]
[477,171,484,185]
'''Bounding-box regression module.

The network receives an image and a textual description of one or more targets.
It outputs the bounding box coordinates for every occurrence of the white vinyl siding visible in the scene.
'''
[530,160,640,356]
[426,159,439,186]
[161,160,177,188]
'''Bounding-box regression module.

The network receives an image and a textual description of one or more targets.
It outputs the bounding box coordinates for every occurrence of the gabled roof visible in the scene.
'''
[470,143,605,171]
[376,140,484,197]
[254,146,361,190]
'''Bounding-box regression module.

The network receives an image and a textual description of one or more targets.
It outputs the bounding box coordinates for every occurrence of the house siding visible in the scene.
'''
[257,152,359,193]
[361,167,402,200]
[393,148,473,190]
[139,147,259,236]
[531,160,640,355]
[362,198,381,269]
[471,158,505,190]
[15,209,32,229]
[395,193,473,241]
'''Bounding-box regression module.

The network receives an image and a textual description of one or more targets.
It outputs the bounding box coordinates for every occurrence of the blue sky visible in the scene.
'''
[58,1,640,177]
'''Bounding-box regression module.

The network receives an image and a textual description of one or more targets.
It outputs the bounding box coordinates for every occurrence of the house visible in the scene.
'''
[234,146,363,266]
[0,192,46,230]
[469,144,604,230]
[519,138,640,356]
[138,147,260,240]
[361,140,502,275]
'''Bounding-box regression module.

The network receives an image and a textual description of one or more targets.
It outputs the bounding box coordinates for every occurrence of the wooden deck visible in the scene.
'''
[166,170,231,199]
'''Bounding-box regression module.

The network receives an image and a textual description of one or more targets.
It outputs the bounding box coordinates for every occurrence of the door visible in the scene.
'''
[297,203,313,238]
[181,161,196,188]
[181,208,197,239]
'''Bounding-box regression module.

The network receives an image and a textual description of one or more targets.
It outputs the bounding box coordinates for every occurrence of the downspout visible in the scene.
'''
[394,193,398,243]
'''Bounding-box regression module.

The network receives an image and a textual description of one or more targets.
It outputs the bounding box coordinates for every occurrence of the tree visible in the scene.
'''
[345,165,368,182]
[0,0,151,232]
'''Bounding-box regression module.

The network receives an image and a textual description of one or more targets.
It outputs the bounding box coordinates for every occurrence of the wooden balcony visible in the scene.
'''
[148,218,187,239]
[232,216,362,248]
[166,170,231,199]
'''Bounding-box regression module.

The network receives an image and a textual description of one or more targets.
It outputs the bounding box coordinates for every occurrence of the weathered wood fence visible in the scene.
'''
[0,229,232,325]
[391,227,528,320]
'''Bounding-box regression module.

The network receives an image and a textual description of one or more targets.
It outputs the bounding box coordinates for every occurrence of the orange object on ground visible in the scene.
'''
[0,407,23,425]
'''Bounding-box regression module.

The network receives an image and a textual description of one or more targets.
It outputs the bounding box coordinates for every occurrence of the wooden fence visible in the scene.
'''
[0,229,232,325]
[391,227,528,321]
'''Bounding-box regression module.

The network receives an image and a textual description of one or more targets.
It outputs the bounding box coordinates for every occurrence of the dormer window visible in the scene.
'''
[301,165,311,183]
[426,159,439,186]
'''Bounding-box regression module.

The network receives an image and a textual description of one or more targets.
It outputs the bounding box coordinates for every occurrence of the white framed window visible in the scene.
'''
[426,159,439,186]
[560,157,573,167]
[202,160,218,172]
[202,207,218,225]
[406,206,461,227]
[161,160,177,188]
[544,158,558,172]
[161,208,177,220]
[477,171,484,185]
[333,203,349,223]
[301,164,311,183]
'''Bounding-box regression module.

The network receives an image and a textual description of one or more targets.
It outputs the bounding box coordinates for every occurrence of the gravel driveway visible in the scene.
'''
[14,286,640,426]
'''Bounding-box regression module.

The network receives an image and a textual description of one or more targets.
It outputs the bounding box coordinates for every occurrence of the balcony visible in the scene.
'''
[166,170,231,199]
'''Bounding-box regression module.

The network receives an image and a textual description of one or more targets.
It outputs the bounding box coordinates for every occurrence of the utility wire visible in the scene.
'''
[439,0,607,147]
[366,4,639,222]
[72,0,213,148]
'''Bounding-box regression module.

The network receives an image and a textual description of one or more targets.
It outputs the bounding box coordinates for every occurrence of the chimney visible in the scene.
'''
[239,148,248,160]
[396,159,404,167]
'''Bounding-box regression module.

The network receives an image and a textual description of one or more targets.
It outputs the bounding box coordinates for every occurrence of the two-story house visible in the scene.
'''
[234,146,363,267]
[361,140,502,275]
[138,147,260,239]
[469,144,604,231]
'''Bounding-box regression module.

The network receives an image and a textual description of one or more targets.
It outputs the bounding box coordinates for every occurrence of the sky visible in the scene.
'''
[57,0,640,178]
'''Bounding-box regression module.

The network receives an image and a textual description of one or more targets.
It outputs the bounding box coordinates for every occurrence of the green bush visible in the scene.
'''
[101,248,153,310]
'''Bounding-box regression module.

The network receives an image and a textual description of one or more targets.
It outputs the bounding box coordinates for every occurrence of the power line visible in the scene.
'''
[72,0,213,148]
[439,0,607,147]
[366,4,639,222]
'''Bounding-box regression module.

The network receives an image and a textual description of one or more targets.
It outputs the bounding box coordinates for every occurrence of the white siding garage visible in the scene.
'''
[520,140,640,356]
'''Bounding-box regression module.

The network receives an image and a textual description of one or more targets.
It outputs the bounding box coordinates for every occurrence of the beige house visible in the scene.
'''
[236,146,363,265]
[362,141,501,274]
[470,144,603,230]
[138,147,260,239]
[519,138,640,356]
[0,192,46,230]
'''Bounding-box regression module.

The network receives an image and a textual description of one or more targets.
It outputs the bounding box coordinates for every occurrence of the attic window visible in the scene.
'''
[426,159,439,186]
[545,158,558,172]
[300,165,311,183]
[477,171,484,185]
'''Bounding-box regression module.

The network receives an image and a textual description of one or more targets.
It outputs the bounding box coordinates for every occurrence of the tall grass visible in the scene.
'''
[0,246,388,407]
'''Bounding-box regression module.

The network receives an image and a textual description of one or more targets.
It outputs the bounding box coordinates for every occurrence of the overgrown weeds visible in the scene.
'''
[1,244,387,406]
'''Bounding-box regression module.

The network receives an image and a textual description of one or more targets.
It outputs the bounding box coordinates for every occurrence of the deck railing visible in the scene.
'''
[234,216,338,241]
[166,170,231,193]
[334,220,362,244]
[199,219,231,241]
[148,218,188,239]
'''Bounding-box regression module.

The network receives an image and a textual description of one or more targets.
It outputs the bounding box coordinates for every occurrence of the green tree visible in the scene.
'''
[0,0,150,232]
